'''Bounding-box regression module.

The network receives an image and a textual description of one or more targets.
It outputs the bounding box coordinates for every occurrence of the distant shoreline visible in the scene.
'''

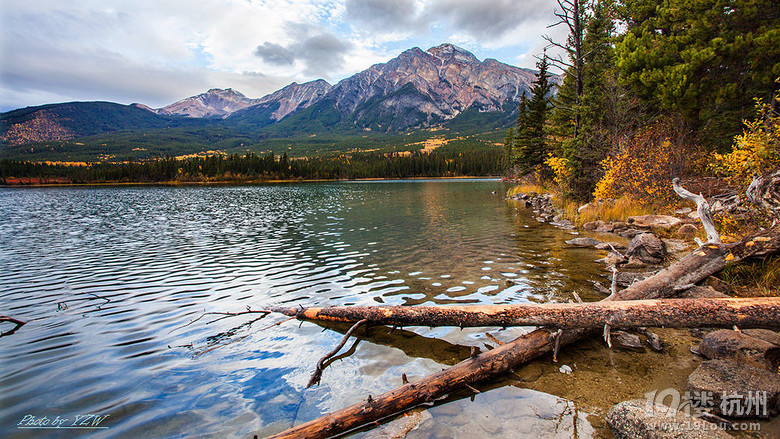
[0,175,502,188]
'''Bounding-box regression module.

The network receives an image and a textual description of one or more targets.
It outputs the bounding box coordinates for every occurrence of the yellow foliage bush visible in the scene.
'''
[712,92,780,186]
[545,155,573,191]
[593,119,703,209]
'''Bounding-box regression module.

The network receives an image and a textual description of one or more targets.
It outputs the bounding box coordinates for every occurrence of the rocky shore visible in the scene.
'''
[509,190,780,438]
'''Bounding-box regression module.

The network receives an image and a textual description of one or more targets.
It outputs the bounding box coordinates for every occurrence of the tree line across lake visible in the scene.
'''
[0,149,502,184]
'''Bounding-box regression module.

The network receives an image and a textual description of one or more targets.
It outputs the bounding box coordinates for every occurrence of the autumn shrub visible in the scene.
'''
[711,89,780,187]
[593,118,704,209]
[545,154,573,192]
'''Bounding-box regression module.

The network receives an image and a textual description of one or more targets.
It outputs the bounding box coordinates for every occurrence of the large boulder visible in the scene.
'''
[582,220,605,231]
[678,224,698,240]
[687,360,780,418]
[698,330,780,371]
[627,233,667,264]
[628,214,683,229]
[606,399,732,438]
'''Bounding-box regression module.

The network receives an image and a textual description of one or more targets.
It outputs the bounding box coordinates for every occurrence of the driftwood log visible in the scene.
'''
[747,169,780,219]
[270,297,780,330]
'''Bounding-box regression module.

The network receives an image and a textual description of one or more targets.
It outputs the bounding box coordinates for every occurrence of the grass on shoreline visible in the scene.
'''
[507,184,654,226]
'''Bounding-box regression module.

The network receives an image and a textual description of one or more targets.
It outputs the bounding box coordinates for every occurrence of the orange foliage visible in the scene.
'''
[594,119,704,209]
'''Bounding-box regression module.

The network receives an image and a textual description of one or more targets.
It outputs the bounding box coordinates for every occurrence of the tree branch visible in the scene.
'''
[0,316,27,336]
[307,319,368,388]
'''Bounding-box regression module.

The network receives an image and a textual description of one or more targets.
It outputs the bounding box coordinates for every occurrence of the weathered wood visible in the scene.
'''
[673,177,721,244]
[308,319,367,388]
[0,316,26,336]
[746,170,780,218]
[271,297,780,330]
[267,327,580,439]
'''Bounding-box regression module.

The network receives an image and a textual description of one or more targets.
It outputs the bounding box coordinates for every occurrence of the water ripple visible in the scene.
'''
[0,181,606,437]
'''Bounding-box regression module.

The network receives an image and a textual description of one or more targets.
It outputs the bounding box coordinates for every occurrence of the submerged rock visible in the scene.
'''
[698,330,780,371]
[637,327,665,352]
[687,360,780,418]
[606,399,732,438]
[566,237,604,247]
[610,330,645,351]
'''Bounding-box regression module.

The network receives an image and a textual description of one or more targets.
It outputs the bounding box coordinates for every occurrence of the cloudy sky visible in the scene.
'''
[0,0,566,112]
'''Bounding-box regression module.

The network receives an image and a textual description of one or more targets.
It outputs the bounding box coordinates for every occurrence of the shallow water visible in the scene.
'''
[0,180,721,438]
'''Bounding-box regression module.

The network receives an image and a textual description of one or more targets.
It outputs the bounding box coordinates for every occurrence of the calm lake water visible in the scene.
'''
[1,180,672,438]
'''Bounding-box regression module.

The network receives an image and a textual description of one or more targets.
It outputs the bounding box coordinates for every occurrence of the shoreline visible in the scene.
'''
[0,175,502,188]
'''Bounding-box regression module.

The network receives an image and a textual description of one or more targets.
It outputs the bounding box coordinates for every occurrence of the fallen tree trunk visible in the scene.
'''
[270,297,780,330]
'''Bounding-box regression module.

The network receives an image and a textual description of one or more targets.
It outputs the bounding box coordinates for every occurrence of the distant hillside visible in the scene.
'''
[0,102,204,147]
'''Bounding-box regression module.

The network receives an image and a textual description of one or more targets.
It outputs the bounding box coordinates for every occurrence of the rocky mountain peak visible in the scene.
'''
[427,43,478,64]
[205,88,245,97]
[322,42,538,130]
[157,87,258,119]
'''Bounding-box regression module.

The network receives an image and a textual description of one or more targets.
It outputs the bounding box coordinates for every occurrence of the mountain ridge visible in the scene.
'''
[1,43,551,159]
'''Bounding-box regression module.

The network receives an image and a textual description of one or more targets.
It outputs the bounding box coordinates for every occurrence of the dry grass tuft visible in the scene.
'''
[722,255,780,297]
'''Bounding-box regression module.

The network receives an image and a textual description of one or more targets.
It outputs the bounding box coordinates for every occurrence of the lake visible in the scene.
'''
[0,180,698,438]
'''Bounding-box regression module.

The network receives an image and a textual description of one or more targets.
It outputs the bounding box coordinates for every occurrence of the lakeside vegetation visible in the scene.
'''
[0,149,502,185]
[504,0,779,227]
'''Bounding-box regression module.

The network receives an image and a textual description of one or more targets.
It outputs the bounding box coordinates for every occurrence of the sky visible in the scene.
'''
[0,0,567,112]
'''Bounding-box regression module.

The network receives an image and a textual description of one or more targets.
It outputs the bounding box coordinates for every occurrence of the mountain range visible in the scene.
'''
[1,44,546,161]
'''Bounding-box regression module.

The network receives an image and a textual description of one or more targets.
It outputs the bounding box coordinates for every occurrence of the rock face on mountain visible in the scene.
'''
[156,80,332,122]
[156,44,536,129]
[156,88,259,119]
[324,44,537,130]
[254,79,331,121]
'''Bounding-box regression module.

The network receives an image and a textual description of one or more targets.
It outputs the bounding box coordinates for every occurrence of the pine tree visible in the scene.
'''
[548,0,626,199]
[515,54,553,174]
[616,0,780,150]
[502,126,515,172]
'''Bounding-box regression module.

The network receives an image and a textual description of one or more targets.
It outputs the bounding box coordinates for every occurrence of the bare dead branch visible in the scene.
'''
[485,332,505,346]
[171,308,272,334]
[308,319,368,388]
[0,316,26,336]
